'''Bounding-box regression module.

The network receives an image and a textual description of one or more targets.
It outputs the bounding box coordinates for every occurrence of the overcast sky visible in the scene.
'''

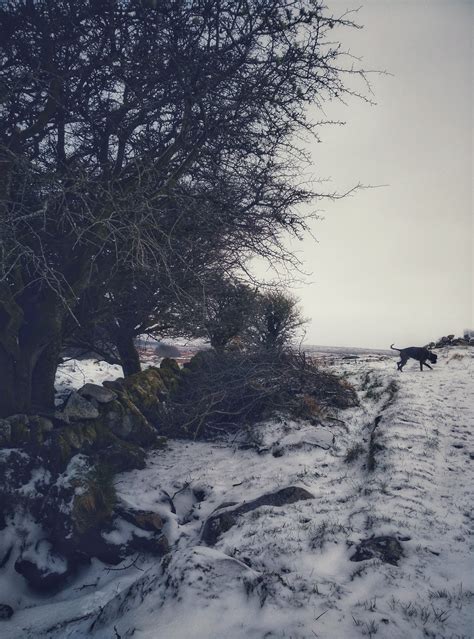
[263,0,472,349]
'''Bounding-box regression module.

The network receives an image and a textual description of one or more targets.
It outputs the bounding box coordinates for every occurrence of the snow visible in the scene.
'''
[18,467,52,497]
[55,359,123,404]
[101,517,151,545]
[1,346,473,638]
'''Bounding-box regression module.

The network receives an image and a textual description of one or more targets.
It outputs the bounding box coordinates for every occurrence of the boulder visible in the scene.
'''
[78,383,117,404]
[74,529,125,566]
[349,536,404,566]
[71,468,116,536]
[202,486,314,545]
[110,506,169,556]
[98,440,146,474]
[0,604,14,620]
[103,398,157,446]
[118,506,165,532]
[0,449,35,489]
[14,542,72,592]
[49,421,105,469]
[103,367,165,422]
[158,358,181,391]
[62,392,100,421]
[30,416,54,433]
[2,414,53,449]
[74,514,169,564]
[6,414,30,446]
[128,531,169,556]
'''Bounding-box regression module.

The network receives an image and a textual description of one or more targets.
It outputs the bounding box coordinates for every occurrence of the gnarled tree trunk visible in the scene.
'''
[0,286,64,418]
[116,329,141,377]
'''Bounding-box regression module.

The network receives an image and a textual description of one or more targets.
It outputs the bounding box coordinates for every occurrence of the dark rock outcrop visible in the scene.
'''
[0,603,14,620]
[14,542,72,592]
[202,486,314,545]
[349,536,404,566]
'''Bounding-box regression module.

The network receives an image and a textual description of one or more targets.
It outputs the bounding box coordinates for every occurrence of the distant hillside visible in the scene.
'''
[304,344,393,357]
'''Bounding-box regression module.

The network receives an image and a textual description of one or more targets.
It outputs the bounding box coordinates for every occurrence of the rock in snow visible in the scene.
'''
[0,604,14,620]
[61,391,100,421]
[349,535,404,566]
[78,383,118,404]
[201,486,314,545]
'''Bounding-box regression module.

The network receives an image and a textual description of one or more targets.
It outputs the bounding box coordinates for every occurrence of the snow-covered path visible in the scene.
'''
[1,347,473,639]
[105,347,474,639]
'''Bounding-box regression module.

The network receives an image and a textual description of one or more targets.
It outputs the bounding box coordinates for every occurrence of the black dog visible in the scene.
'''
[390,344,437,372]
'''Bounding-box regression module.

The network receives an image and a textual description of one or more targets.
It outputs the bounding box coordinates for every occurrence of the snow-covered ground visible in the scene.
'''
[2,347,473,638]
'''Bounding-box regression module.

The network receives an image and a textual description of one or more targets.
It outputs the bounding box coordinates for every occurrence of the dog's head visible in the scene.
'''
[428,352,437,364]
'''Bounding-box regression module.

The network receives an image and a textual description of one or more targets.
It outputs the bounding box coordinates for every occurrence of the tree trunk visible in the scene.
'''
[31,336,62,413]
[116,330,141,377]
[0,288,64,418]
[0,347,37,417]
[0,348,23,417]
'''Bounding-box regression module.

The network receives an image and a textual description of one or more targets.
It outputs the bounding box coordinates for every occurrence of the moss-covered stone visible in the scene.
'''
[103,396,157,446]
[72,466,116,536]
[7,414,31,446]
[49,420,110,468]
[62,392,99,421]
[98,439,147,474]
[104,367,165,422]
[158,358,181,392]
[118,506,164,532]
[102,399,133,439]
[3,414,55,450]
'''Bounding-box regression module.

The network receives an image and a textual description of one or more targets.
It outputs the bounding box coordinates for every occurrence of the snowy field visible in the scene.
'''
[2,346,473,639]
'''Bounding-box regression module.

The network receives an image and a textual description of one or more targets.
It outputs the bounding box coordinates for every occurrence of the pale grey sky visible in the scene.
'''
[270,0,472,349]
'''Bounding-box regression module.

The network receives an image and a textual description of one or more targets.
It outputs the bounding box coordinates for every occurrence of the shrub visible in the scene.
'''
[162,349,358,438]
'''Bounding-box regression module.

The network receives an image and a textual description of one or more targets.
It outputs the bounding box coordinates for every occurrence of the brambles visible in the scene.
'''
[162,349,358,439]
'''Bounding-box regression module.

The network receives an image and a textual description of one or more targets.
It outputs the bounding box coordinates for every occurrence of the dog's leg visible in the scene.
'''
[398,357,406,371]
[422,361,433,370]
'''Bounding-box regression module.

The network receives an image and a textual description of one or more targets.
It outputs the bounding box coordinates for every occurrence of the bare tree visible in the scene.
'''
[244,290,306,352]
[0,0,369,416]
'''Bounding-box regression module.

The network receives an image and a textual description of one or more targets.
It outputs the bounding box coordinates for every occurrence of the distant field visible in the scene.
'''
[137,339,394,360]
[304,344,393,358]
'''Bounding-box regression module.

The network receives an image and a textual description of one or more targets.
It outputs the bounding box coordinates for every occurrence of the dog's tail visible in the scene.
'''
[390,344,401,351]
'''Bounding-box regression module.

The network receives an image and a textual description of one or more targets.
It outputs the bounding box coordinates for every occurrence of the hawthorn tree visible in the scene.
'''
[0,0,368,416]
[246,290,306,352]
